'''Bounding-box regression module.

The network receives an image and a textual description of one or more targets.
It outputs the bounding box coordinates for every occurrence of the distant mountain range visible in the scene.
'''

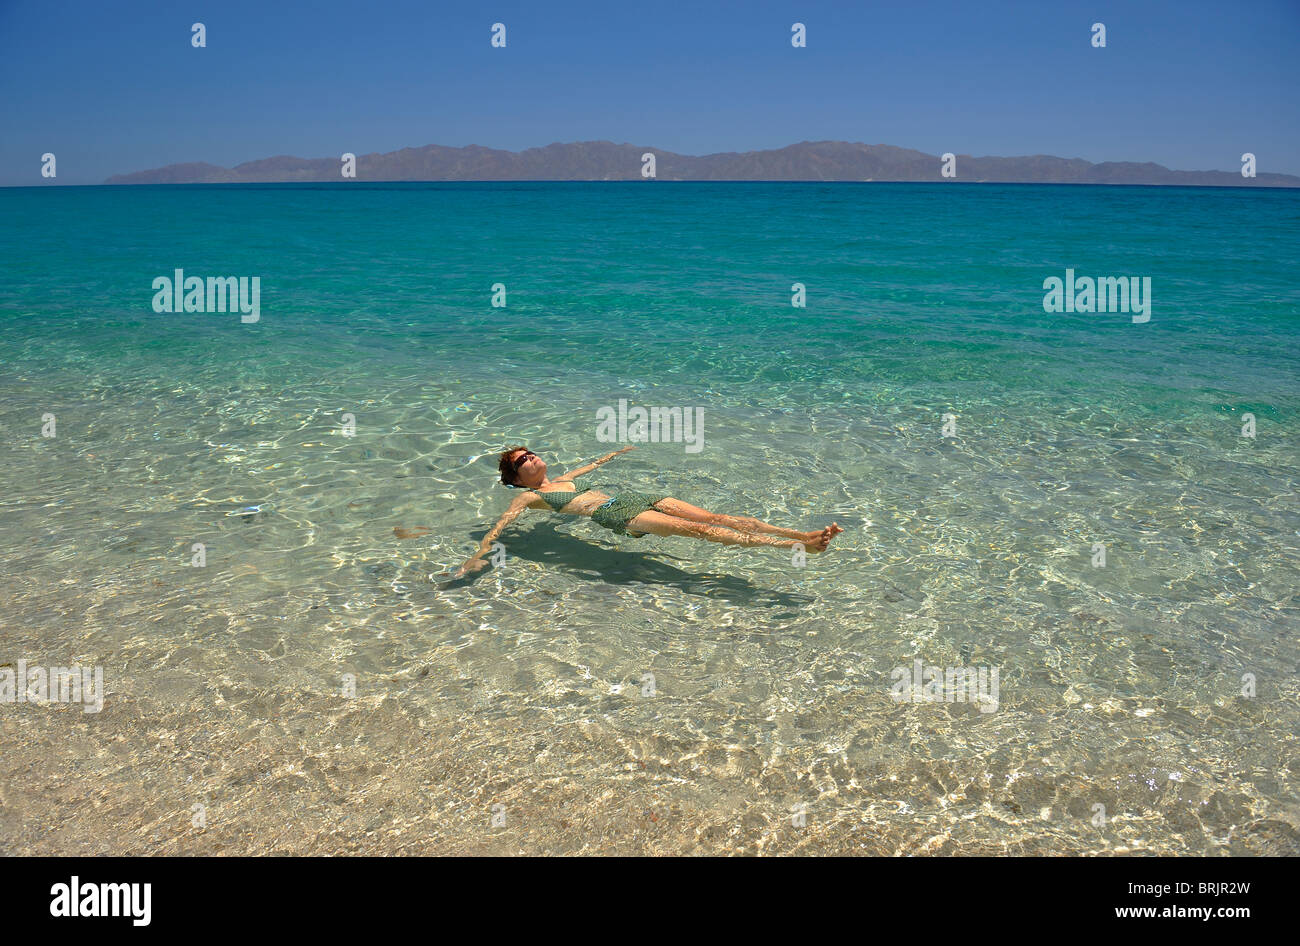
[104,140,1299,187]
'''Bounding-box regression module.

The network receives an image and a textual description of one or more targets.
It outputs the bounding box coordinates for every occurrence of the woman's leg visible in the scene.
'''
[653,497,824,541]
[623,510,829,551]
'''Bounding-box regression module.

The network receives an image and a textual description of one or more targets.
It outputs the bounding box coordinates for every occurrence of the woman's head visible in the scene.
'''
[499,446,545,487]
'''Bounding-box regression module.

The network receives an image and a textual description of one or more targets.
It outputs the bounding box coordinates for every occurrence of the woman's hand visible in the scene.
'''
[565,445,635,479]
[452,557,489,579]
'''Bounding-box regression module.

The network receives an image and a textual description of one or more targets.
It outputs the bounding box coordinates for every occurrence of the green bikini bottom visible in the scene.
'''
[590,492,668,537]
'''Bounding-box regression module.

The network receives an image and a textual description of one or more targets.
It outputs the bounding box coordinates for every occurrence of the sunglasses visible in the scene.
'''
[511,450,537,471]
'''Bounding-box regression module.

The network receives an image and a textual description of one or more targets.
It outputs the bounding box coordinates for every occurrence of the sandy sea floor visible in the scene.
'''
[3,363,1297,856]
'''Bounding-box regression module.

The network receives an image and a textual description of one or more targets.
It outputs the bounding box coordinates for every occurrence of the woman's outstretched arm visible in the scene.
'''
[453,493,534,577]
[560,445,635,480]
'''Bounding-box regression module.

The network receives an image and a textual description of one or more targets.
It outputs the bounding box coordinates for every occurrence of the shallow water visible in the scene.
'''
[1,182,1297,854]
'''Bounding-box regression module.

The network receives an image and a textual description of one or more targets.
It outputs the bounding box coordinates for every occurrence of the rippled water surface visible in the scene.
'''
[1,182,1297,854]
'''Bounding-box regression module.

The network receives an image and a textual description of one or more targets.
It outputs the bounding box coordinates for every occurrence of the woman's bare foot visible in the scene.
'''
[800,522,842,553]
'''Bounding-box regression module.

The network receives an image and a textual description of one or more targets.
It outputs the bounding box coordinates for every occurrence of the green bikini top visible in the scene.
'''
[535,477,591,511]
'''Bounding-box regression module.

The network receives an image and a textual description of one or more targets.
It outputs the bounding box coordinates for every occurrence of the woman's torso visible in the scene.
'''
[526,477,609,516]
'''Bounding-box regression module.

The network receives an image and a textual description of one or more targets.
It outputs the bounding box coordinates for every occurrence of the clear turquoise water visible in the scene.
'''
[2,182,1297,854]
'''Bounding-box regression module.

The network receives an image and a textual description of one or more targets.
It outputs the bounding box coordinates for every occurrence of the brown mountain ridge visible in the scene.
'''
[104,140,1298,187]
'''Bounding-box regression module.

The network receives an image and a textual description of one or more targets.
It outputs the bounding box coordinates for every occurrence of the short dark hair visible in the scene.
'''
[498,446,529,487]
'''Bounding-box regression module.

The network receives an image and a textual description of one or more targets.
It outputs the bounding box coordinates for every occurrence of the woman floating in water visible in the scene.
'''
[452,446,842,577]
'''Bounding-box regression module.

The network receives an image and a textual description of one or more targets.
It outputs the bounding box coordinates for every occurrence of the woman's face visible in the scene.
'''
[510,449,545,485]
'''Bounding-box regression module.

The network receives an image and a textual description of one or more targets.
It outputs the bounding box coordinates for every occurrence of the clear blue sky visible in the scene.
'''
[2,0,1297,186]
